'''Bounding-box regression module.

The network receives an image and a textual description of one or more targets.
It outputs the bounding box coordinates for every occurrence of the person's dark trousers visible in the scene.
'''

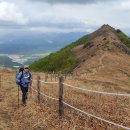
[19,84,28,105]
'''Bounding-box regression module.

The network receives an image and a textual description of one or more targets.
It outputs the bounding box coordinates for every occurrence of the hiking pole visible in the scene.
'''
[18,85,20,108]
[29,79,32,98]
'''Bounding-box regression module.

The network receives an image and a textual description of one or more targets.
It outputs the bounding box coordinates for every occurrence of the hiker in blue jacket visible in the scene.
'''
[17,66,32,105]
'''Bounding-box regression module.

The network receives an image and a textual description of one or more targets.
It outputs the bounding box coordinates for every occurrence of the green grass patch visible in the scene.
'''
[30,36,88,73]
[30,35,89,73]
[30,49,78,73]
[116,29,130,48]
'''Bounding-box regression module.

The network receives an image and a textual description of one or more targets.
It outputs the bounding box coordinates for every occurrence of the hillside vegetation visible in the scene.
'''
[116,29,130,47]
[30,35,89,73]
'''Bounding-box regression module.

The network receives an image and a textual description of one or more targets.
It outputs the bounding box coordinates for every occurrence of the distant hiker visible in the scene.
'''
[16,66,32,106]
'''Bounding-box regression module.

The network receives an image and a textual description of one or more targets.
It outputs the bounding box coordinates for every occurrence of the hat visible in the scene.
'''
[24,65,29,69]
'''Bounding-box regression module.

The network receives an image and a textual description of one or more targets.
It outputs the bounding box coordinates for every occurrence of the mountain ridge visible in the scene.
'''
[30,24,130,73]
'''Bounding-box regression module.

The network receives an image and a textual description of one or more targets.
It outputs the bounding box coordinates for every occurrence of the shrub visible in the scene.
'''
[116,29,130,48]
[30,35,89,73]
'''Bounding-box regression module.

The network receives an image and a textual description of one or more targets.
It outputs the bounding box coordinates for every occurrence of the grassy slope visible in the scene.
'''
[1,72,130,130]
[30,35,89,73]
[116,29,130,47]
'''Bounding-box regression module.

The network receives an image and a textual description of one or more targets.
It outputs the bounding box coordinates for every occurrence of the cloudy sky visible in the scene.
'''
[0,0,130,34]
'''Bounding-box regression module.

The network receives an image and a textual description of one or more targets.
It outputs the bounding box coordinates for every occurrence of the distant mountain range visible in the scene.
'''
[0,31,86,68]
[0,55,22,68]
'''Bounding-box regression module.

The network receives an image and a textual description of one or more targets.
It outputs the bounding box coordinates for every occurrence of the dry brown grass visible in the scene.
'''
[1,25,130,130]
[0,71,130,130]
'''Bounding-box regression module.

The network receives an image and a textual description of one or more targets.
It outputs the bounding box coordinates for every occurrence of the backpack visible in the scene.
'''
[21,72,31,86]
[16,67,24,85]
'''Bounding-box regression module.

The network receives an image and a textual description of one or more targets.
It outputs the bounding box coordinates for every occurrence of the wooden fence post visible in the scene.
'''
[65,73,67,80]
[45,73,48,82]
[51,73,53,81]
[55,73,57,81]
[30,76,32,98]
[0,75,1,88]
[59,76,64,120]
[37,76,41,104]
[71,72,74,79]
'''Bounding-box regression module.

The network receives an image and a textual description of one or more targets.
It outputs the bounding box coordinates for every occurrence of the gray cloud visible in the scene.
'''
[28,0,120,4]
[0,0,130,35]
[0,22,26,30]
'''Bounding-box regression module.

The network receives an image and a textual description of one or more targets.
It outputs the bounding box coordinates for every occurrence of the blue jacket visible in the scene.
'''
[17,71,32,87]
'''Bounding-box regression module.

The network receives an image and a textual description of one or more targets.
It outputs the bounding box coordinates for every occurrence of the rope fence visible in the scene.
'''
[1,74,130,130]
[39,80,58,84]
[32,79,58,84]
[31,87,59,101]
[63,83,130,97]
[63,102,130,130]
[30,76,130,129]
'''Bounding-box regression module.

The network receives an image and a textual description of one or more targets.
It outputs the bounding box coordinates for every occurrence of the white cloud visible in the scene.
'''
[0,0,130,35]
[28,2,128,31]
[28,26,94,33]
[119,1,130,11]
[28,0,121,4]
[0,1,28,25]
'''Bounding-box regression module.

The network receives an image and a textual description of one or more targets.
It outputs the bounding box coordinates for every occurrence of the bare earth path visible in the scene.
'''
[90,52,107,74]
